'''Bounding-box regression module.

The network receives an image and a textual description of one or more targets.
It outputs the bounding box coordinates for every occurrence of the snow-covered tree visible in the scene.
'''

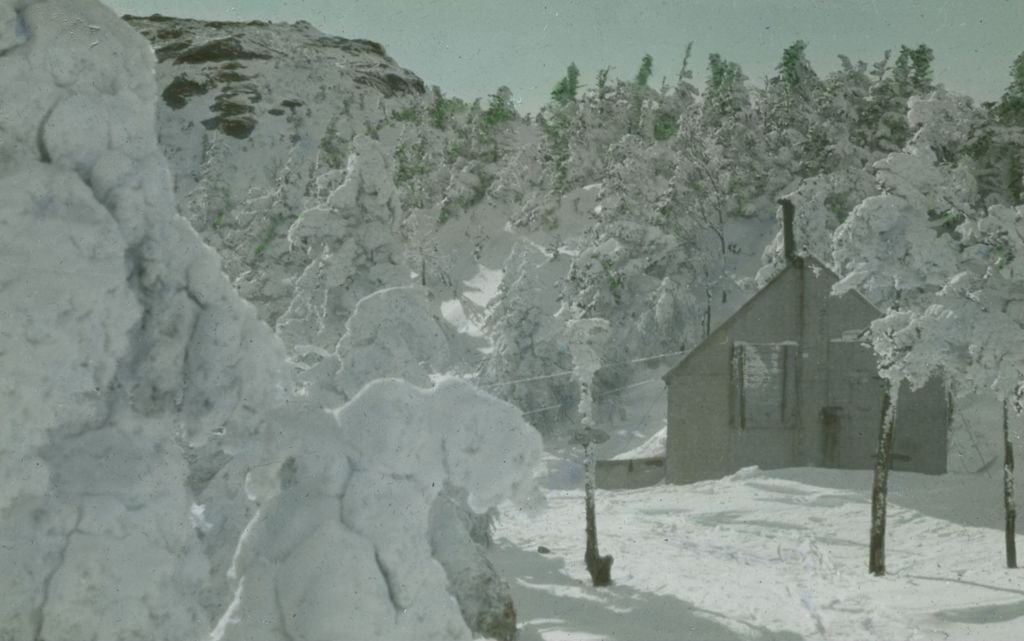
[635,53,654,87]
[755,167,878,285]
[276,134,409,359]
[833,90,1023,570]
[995,52,1024,127]
[759,41,828,178]
[0,7,544,641]
[832,93,977,309]
[539,73,580,190]
[481,241,579,433]
[482,86,518,129]
[551,62,581,105]
[289,285,528,637]
[564,135,704,373]
[702,53,750,130]
[666,125,741,333]
[857,45,936,153]
[968,52,1024,209]
[221,378,541,641]
[699,53,788,221]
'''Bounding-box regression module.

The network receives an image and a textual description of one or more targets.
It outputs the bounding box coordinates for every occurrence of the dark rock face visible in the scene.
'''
[122,12,177,21]
[201,113,256,139]
[354,71,427,97]
[127,14,427,123]
[155,40,190,62]
[173,37,273,65]
[312,34,387,57]
[161,76,208,109]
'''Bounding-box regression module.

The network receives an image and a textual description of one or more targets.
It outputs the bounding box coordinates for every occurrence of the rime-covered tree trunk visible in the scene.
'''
[703,279,712,338]
[1004,399,1018,569]
[704,292,712,337]
[583,441,612,586]
[567,319,613,587]
[870,385,898,576]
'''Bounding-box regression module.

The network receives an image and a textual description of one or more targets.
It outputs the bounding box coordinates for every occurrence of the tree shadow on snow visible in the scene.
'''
[491,541,804,641]
[933,599,1024,624]
[763,467,1016,532]
[901,575,1024,625]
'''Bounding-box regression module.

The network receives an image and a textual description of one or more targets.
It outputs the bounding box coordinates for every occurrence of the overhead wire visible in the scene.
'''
[592,377,662,400]
[473,348,687,390]
[511,377,665,417]
[440,346,686,418]
[629,384,667,435]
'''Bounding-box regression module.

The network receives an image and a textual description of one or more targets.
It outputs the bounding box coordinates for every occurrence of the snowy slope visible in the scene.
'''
[127,15,781,443]
[125,14,426,333]
[495,466,1024,641]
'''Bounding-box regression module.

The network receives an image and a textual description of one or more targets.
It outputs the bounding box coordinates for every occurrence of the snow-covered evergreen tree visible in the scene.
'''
[759,41,827,178]
[968,52,1024,209]
[481,241,579,433]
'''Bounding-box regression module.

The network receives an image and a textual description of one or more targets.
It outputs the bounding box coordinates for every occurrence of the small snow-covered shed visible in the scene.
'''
[660,202,949,484]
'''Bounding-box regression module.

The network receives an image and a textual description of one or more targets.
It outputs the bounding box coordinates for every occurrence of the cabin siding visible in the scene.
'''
[664,259,948,485]
[595,457,666,489]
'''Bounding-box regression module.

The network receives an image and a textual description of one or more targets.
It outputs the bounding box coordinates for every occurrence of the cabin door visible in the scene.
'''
[821,406,843,467]
[824,342,885,469]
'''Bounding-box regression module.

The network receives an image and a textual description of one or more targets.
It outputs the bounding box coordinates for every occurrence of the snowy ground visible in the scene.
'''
[493,466,1024,641]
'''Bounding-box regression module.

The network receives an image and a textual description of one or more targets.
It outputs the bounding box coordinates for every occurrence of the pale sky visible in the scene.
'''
[106,0,1023,114]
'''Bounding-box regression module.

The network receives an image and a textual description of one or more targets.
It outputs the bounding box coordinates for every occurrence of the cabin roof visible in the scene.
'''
[662,255,880,382]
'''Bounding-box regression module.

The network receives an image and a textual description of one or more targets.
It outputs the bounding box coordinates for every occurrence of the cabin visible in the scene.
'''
[598,201,949,488]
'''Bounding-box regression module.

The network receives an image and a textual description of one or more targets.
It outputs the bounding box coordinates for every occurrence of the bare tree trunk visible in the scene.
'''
[583,442,613,586]
[1004,399,1017,569]
[870,385,898,576]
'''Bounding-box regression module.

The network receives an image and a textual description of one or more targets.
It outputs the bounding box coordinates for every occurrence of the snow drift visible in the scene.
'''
[0,2,540,640]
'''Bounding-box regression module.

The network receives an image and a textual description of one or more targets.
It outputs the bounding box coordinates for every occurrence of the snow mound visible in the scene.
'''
[725,465,763,481]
